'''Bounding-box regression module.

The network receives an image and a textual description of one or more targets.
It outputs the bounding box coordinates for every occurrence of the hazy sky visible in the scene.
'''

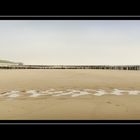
[0,20,140,65]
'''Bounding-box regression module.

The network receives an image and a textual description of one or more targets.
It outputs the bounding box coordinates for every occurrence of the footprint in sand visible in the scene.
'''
[106,101,121,107]
[115,104,120,106]
[106,101,112,104]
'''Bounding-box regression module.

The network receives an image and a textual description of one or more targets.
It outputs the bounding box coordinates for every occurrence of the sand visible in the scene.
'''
[0,69,140,120]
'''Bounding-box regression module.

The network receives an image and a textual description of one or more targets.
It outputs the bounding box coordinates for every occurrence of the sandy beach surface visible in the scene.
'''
[0,69,140,120]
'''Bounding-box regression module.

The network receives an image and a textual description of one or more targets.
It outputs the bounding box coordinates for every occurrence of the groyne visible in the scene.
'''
[0,65,140,70]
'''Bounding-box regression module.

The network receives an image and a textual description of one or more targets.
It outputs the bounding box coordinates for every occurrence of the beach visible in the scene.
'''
[0,69,140,120]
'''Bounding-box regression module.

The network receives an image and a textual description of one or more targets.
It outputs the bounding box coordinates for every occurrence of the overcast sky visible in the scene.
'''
[0,20,140,65]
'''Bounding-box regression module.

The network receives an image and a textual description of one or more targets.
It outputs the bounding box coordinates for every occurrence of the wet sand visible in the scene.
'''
[0,69,140,120]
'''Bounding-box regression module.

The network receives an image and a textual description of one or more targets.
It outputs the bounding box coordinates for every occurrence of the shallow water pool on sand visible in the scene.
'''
[0,89,140,99]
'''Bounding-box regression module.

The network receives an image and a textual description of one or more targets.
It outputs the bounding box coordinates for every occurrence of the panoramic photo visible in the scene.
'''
[0,20,140,120]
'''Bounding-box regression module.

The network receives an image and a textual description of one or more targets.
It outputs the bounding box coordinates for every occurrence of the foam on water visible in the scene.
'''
[94,90,107,96]
[1,88,140,98]
[111,89,124,95]
[46,90,64,95]
[26,90,42,97]
[71,91,91,97]
[1,91,20,98]
[83,89,95,92]
[8,93,20,98]
[128,90,140,95]
[53,91,73,96]
[52,90,78,96]
[41,90,55,95]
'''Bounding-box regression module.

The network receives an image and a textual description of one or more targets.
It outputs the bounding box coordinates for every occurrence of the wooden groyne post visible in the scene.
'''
[0,65,140,70]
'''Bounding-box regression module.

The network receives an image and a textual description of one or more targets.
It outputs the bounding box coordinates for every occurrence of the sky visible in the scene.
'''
[0,20,140,65]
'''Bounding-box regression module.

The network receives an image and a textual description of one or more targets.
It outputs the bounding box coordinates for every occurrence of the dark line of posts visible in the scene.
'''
[0,65,140,70]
